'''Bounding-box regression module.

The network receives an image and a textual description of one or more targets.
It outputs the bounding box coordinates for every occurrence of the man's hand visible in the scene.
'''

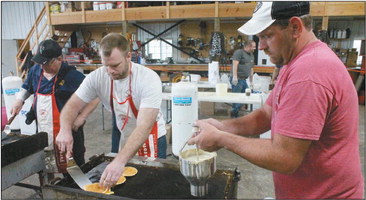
[99,160,125,190]
[10,99,24,116]
[200,118,225,131]
[232,76,238,86]
[188,120,226,152]
[56,129,74,160]
[72,115,86,131]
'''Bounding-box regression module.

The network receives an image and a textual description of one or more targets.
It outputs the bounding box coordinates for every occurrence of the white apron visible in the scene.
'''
[35,72,67,173]
[109,68,158,158]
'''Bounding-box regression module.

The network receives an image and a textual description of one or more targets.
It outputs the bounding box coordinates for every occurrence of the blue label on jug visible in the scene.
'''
[173,97,192,106]
[5,88,20,95]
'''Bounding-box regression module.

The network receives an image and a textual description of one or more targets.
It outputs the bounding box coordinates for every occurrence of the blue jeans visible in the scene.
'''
[111,114,167,159]
[230,77,248,117]
[111,114,120,153]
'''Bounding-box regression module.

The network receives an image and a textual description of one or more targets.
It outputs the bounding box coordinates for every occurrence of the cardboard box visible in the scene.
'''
[199,102,214,116]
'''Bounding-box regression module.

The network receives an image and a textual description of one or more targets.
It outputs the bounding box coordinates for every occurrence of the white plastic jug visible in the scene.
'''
[2,76,22,130]
[171,80,198,156]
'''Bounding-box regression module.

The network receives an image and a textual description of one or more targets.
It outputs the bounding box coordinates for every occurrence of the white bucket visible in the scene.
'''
[2,76,22,130]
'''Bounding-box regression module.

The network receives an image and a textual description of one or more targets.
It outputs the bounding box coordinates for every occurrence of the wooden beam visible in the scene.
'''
[324,2,365,16]
[125,6,166,20]
[219,2,256,18]
[50,12,84,25]
[310,2,326,16]
[48,2,365,25]
[170,4,215,19]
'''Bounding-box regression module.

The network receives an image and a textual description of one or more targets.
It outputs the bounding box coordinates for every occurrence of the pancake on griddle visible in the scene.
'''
[84,183,114,194]
[116,175,126,185]
[123,166,138,177]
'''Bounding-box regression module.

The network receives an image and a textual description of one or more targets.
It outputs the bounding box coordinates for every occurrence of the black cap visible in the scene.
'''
[238,2,310,35]
[32,39,62,64]
[272,2,310,20]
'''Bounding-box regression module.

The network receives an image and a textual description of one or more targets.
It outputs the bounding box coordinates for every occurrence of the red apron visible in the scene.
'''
[35,72,67,173]
[110,67,158,158]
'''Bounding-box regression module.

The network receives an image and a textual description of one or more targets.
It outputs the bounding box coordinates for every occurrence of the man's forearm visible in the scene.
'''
[221,106,271,136]
[232,61,239,77]
[60,94,86,132]
[78,98,100,120]
[218,134,307,174]
[16,88,31,101]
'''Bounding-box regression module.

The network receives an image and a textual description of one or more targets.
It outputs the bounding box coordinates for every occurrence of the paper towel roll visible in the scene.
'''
[209,61,219,84]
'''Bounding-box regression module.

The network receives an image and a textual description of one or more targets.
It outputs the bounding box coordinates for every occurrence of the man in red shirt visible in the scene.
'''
[188,2,364,199]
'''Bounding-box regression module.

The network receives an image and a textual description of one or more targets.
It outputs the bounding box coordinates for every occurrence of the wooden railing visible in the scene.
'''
[15,6,50,78]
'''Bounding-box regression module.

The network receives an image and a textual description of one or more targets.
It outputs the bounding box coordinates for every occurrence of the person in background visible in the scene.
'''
[230,40,256,118]
[56,33,167,190]
[269,64,283,90]
[188,2,364,199]
[10,39,99,170]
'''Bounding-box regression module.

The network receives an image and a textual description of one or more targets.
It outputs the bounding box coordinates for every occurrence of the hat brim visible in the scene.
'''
[238,18,276,35]
[32,53,50,65]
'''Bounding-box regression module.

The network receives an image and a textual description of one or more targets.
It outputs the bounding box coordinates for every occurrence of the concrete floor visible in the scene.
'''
[2,103,365,199]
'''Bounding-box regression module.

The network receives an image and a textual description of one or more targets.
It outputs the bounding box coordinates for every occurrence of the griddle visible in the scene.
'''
[1,131,48,167]
[44,154,240,199]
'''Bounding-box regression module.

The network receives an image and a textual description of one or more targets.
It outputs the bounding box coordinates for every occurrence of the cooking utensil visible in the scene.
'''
[179,149,217,197]
[3,114,17,134]
[66,157,92,190]
[179,126,200,153]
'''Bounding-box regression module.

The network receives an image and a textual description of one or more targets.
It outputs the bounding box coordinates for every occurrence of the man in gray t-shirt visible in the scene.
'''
[230,40,256,118]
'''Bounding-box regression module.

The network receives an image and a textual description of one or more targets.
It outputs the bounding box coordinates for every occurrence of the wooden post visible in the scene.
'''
[81,2,85,23]
[122,21,128,36]
[214,2,220,31]
[214,18,220,32]
[121,1,127,35]
[166,2,170,19]
[321,16,329,30]
[45,2,54,40]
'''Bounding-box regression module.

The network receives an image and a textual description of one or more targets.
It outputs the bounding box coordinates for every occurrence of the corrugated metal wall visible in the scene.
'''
[1,1,45,40]
[137,23,183,63]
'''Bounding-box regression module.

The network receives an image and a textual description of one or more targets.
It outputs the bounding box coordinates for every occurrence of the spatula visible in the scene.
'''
[67,157,92,190]
[3,114,17,134]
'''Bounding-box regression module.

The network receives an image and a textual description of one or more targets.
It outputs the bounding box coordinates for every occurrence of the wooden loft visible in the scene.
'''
[48,2,365,25]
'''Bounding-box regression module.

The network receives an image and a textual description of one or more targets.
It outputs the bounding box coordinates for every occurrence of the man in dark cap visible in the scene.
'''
[188,2,364,199]
[11,39,99,173]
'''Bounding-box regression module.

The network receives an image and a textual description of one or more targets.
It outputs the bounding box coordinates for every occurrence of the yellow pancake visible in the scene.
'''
[84,183,114,195]
[116,175,126,185]
[123,166,138,177]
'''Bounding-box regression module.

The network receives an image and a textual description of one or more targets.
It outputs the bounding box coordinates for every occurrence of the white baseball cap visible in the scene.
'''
[238,1,310,35]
